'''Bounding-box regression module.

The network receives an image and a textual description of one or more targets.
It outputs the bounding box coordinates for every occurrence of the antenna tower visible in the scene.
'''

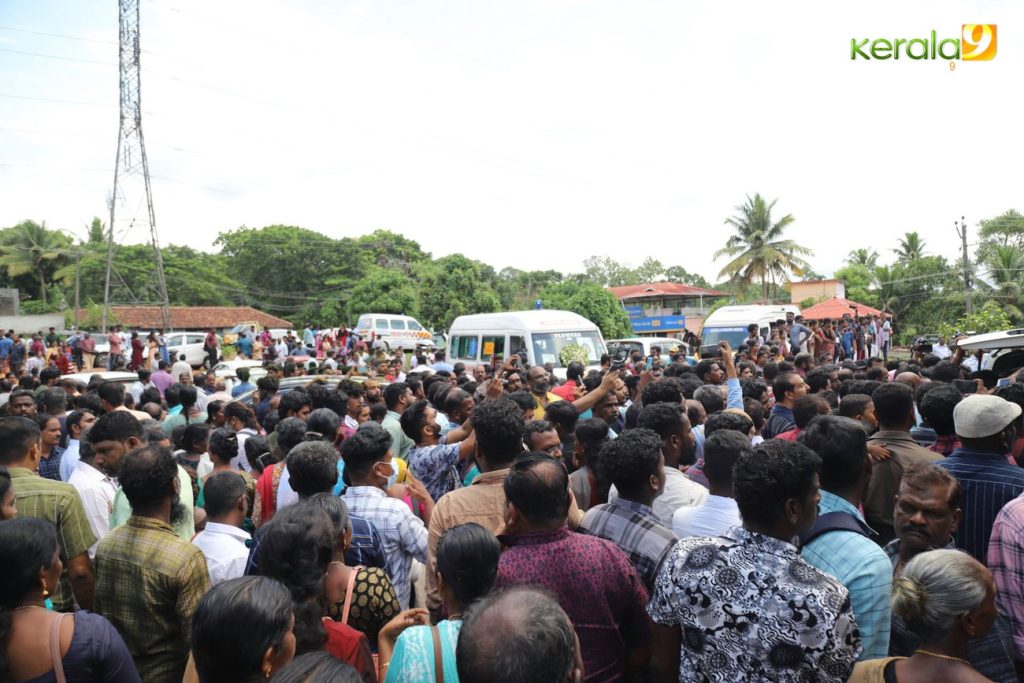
[102,0,171,332]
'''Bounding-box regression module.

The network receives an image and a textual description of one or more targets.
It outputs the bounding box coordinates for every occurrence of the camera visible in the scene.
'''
[699,344,723,359]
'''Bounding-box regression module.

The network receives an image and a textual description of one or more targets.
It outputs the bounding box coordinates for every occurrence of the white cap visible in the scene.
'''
[954,394,1023,439]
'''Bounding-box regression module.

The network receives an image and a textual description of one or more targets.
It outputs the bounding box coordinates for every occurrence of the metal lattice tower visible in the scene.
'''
[102,0,171,332]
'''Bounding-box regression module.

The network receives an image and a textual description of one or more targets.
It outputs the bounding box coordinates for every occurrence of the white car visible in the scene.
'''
[211,360,268,383]
[59,370,138,386]
[954,329,1024,375]
[166,331,220,368]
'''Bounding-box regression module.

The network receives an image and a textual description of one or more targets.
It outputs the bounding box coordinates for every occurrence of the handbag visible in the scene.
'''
[340,565,364,625]
[49,613,69,683]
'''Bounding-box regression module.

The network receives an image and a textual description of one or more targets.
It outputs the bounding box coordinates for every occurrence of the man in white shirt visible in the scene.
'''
[191,471,250,585]
[60,409,98,482]
[128,368,154,406]
[610,402,707,526]
[932,337,952,359]
[673,430,746,537]
[171,354,193,383]
[67,441,118,557]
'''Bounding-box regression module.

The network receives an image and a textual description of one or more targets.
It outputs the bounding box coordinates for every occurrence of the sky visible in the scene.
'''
[0,0,1020,284]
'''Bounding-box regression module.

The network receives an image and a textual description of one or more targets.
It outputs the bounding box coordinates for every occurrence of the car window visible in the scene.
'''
[187,334,205,345]
[375,319,388,330]
[356,316,370,330]
[407,320,423,331]
[390,320,406,330]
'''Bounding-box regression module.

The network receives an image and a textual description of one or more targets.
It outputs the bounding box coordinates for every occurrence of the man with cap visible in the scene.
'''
[938,394,1024,564]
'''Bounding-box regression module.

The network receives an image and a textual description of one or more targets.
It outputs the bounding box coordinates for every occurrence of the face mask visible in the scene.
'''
[377,461,397,488]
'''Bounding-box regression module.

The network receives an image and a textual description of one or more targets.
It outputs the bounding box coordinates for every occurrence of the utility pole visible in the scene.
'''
[73,246,81,330]
[955,215,973,314]
[103,0,172,333]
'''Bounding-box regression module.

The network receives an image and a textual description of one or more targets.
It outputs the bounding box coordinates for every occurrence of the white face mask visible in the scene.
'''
[376,461,397,489]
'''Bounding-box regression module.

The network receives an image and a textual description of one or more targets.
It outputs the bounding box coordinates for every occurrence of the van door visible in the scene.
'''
[509,335,526,364]
[481,334,506,363]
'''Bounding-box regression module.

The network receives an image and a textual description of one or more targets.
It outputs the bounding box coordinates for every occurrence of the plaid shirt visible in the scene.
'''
[990,495,1024,661]
[801,490,893,660]
[38,446,65,481]
[8,467,96,611]
[580,497,678,593]
[928,434,961,456]
[407,441,463,502]
[343,485,428,609]
[94,515,210,683]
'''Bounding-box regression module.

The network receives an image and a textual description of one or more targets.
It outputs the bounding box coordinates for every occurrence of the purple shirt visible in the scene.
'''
[150,370,173,396]
[496,526,651,683]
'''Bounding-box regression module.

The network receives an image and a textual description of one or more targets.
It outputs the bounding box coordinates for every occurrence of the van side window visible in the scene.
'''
[356,316,370,330]
[407,320,423,331]
[509,336,526,358]
[375,319,388,330]
[481,336,505,360]
[390,319,406,330]
[456,335,479,360]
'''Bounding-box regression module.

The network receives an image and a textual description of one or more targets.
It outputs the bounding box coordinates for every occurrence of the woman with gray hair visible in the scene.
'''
[849,548,998,682]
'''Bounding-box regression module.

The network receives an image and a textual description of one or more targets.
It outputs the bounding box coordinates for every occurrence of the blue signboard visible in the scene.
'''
[624,306,645,317]
[630,315,686,332]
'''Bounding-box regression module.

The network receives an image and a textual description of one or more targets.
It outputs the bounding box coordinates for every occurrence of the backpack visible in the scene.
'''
[799,511,871,547]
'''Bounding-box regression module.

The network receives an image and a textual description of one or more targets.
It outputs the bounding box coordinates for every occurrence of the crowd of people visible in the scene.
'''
[2,311,1024,682]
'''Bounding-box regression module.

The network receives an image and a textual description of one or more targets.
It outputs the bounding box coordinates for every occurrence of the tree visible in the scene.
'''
[977,209,1024,264]
[347,268,419,320]
[538,282,632,339]
[416,254,500,331]
[846,248,879,268]
[893,231,927,262]
[833,264,877,307]
[494,268,563,309]
[663,266,711,289]
[938,301,1012,339]
[87,217,106,244]
[578,256,633,287]
[983,245,1024,320]
[714,193,812,299]
[355,229,429,275]
[0,220,73,306]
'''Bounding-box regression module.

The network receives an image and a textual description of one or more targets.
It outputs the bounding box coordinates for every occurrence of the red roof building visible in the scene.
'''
[607,282,729,336]
[800,297,886,320]
[78,306,293,331]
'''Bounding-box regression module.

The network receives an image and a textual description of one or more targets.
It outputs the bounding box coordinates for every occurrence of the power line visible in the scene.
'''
[0,46,114,66]
[0,25,117,45]
[0,92,112,107]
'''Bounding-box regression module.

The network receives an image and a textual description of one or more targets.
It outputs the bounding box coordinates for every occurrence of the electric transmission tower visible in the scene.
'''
[102,0,171,333]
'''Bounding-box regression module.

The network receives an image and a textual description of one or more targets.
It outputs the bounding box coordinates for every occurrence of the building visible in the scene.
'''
[77,306,293,334]
[608,282,729,337]
[790,279,846,306]
[801,297,885,321]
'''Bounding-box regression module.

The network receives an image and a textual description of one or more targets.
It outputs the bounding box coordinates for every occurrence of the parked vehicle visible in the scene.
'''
[59,370,138,386]
[223,322,260,346]
[353,314,433,351]
[606,337,689,361]
[447,310,607,380]
[699,304,801,353]
[954,328,1024,375]
[166,331,219,367]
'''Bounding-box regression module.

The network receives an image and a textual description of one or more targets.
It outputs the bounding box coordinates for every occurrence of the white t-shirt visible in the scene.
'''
[609,468,708,527]
[672,494,742,538]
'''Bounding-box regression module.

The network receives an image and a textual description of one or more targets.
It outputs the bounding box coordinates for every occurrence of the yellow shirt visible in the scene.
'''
[532,392,564,420]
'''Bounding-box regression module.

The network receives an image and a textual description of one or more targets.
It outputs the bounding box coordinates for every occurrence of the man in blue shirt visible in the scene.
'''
[789,315,812,355]
[763,371,807,439]
[0,332,12,371]
[230,367,256,398]
[800,414,893,660]
[939,394,1024,564]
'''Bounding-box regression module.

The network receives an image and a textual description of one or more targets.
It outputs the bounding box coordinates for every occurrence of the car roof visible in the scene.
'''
[956,329,1024,351]
[61,371,138,384]
[449,309,599,331]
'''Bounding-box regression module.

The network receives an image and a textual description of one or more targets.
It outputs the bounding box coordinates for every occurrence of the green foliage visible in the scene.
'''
[846,248,879,269]
[347,269,419,321]
[574,256,710,289]
[833,264,878,307]
[538,282,632,339]
[715,193,812,298]
[982,245,1024,320]
[558,343,591,367]
[354,229,429,274]
[938,301,1013,339]
[893,232,927,262]
[416,254,500,331]
[0,220,74,305]
[799,297,817,309]
[977,209,1024,264]
[494,268,564,310]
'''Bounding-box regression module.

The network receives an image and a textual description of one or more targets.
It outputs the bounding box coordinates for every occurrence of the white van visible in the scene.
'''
[700,304,801,350]
[353,313,432,351]
[447,310,607,380]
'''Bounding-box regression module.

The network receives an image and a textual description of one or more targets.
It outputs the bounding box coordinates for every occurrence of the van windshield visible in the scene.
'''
[701,326,749,348]
[532,331,607,367]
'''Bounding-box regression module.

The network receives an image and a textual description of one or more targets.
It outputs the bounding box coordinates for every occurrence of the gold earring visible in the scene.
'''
[41,581,49,598]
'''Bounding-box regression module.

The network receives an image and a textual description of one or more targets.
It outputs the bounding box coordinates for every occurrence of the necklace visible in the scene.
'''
[915,649,971,665]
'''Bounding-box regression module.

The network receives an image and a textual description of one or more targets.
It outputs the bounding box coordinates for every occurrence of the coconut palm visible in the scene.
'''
[0,220,72,305]
[846,248,879,268]
[715,194,813,299]
[893,232,927,262]
[985,245,1024,319]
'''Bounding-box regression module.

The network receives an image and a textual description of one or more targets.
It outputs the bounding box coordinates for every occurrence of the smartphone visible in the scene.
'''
[953,379,978,394]
[997,377,1012,388]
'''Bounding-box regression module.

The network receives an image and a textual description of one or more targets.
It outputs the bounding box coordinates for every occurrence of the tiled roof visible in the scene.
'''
[81,306,294,330]
[800,297,885,320]
[609,281,728,300]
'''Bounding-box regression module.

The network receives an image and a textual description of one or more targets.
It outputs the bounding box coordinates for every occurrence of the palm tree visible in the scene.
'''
[874,264,901,316]
[0,220,71,305]
[715,193,812,299]
[985,245,1024,319]
[893,232,927,262]
[846,248,879,268]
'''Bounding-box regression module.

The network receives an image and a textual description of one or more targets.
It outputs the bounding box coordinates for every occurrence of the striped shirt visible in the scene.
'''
[580,497,678,593]
[939,447,1024,564]
[343,485,428,609]
[989,494,1024,661]
[801,490,893,660]
[8,467,96,611]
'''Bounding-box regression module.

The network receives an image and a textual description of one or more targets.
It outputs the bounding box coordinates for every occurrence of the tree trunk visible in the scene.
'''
[39,268,47,305]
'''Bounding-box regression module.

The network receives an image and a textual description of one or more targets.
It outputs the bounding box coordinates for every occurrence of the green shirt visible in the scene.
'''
[8,467,97,612]
[110,464,195,541]
[94,516,209,679]
[384,410,415,459]
[95,515,210,683]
